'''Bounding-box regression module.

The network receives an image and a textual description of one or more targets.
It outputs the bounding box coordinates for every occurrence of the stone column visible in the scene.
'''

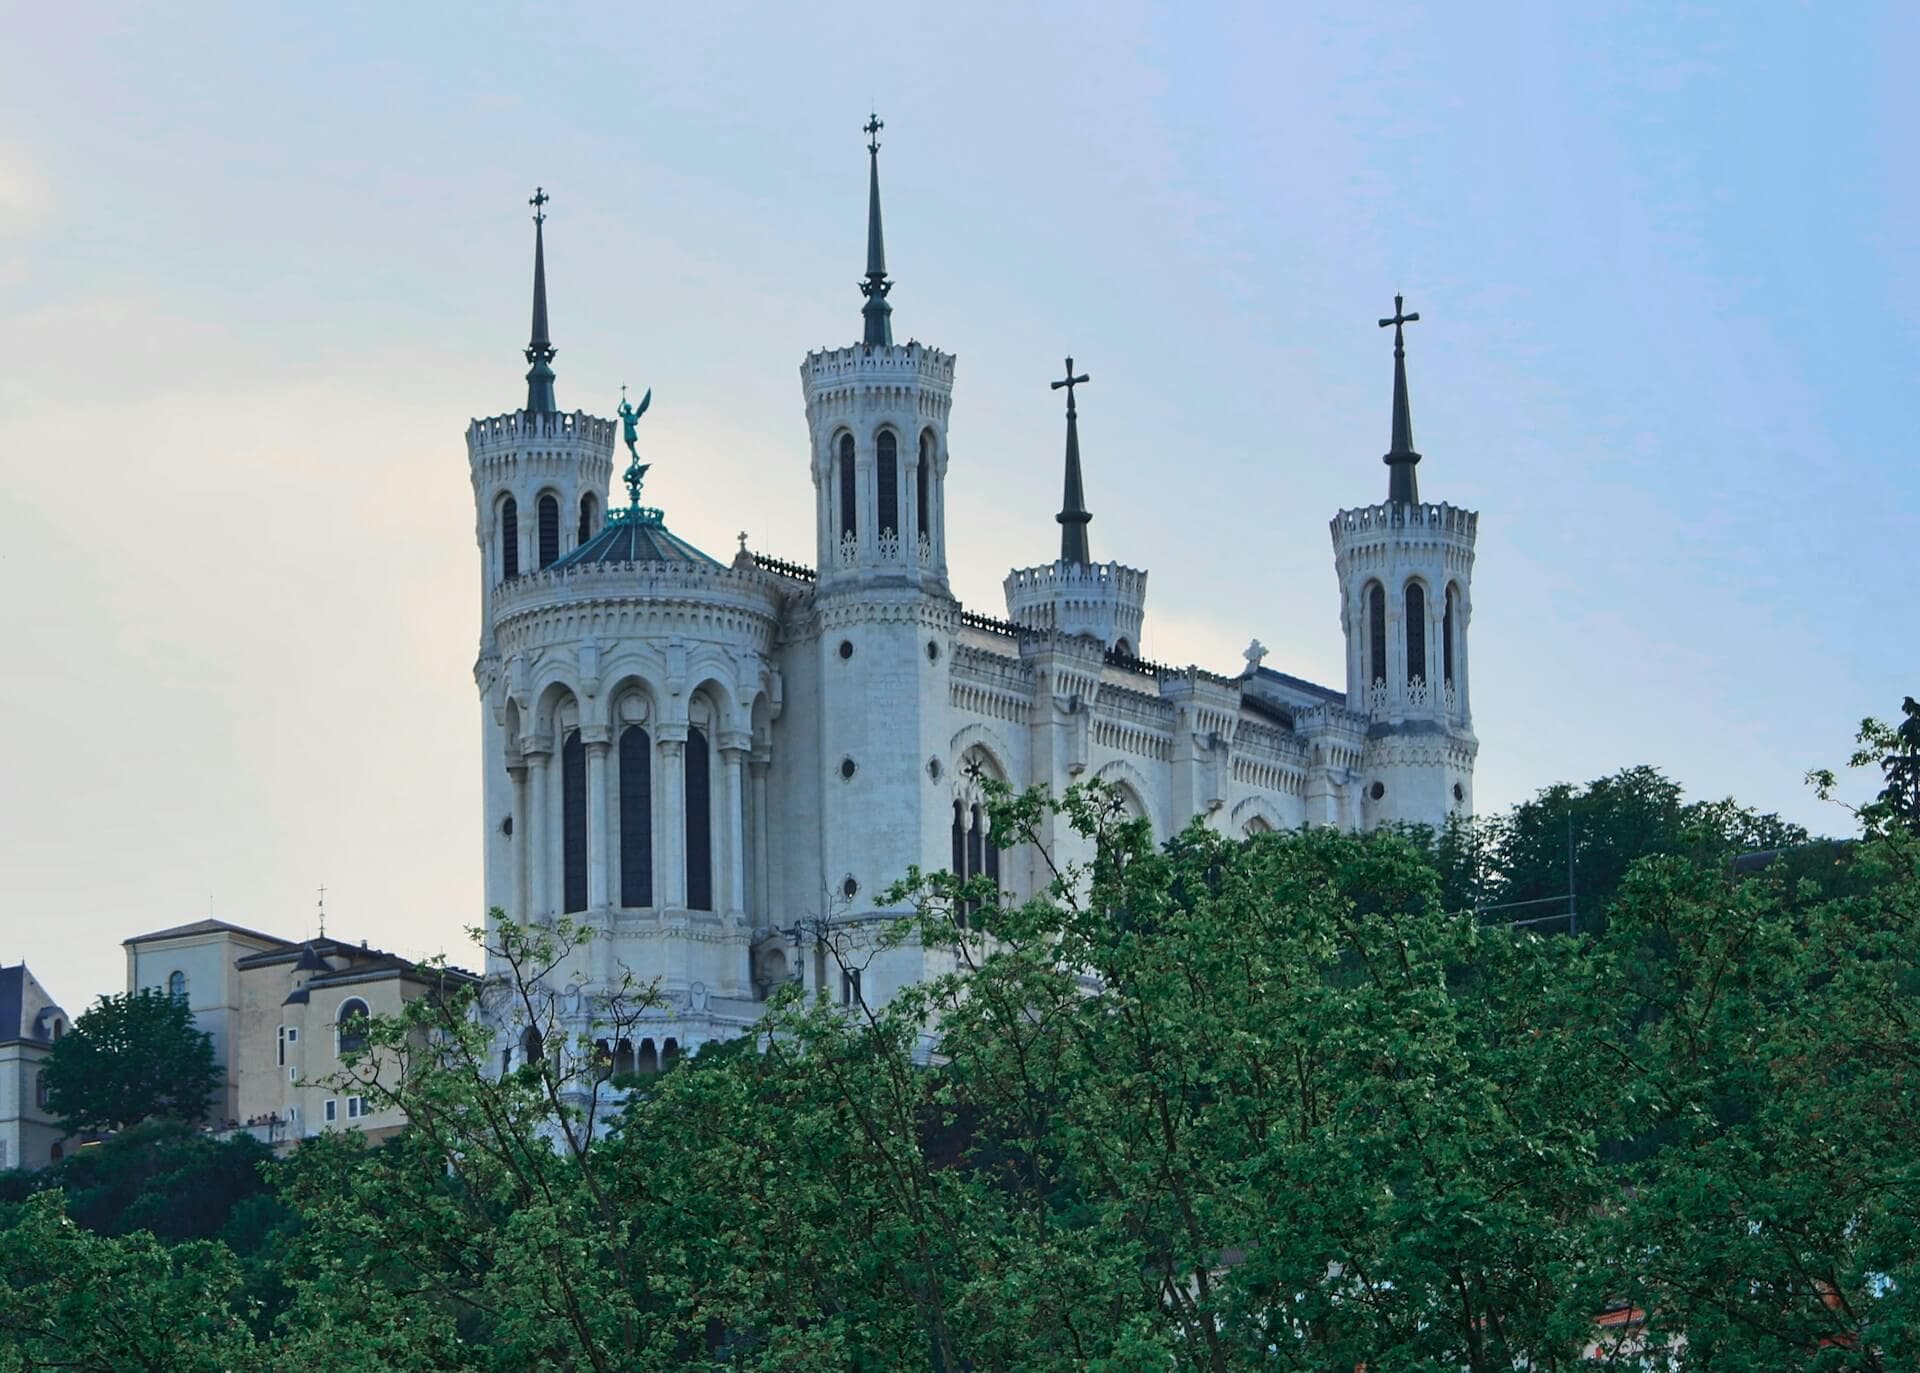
[656,726,687,911]
[584,731,611,911]
[508,762,530,923]
[750,752,771,920]
[720,736,750,920]
[525,748,552,919]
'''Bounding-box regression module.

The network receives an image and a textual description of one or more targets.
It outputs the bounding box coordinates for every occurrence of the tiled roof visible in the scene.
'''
[122,918,292,948]
[550,512,719,570]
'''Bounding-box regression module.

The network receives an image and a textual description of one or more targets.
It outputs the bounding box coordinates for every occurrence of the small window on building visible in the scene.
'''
[167,970,187,1001]
[501,496,519,579]
[336,998,371,1056]
[34,1071,49,1111]
[841,968,862,1008]
[347,1096,365,1120]
[1405,582,1427,684]
[324,1099,338,1123]
[877,430,899,537]
[1366,582,1387,687]
[538,493,561,568]
[286,1027,298,1043]
[277,1026,287,1067]
[287,1066,297,1083]
[578,492,597,543]
[838,433,857,541]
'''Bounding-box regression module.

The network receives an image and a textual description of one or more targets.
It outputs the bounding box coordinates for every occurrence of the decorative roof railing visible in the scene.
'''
[801,340,956,386]
[958,609,1038,639]
[1005,559,1148,595]
[750,552,817,582]
[1102,647,1238,688]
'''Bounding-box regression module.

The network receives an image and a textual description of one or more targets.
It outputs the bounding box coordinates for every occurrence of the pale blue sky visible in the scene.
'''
[2,3,1914,1009]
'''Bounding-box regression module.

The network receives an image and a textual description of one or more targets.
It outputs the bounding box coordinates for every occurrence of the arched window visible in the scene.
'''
[167,970,187,1002]
[619,725,653,908]
[521,1027,544,1067]
[578,493,597,544]
[537,493,560,568]
[637,1038,659,1075]
[951,800,968,928]
[984,811,1000,889]
[336,998,371,1056]
[1405,582,1427,684]
[837,434,857,542]
[967,804,985,886]
[1444,584,1458,687]
[614,1038,635,1077]
[561,729,588,913]
[34,1071,48,1111]
[1366,582,1387,686]
[592,1039,612,1081]
[500,497,519,580]
[662,1037,681,1067]
[917,430,934,539]
[685,725,713,911]
[876,430,899,538]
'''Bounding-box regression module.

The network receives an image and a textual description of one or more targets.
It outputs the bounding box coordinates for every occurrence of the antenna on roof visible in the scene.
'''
[317,884,327,939]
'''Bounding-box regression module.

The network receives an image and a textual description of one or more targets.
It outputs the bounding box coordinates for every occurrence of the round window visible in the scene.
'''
[838,639,855,660]
[840,757,858,781]
[841,875,859,900]
[927,757,943,781]
[1369,781,1386,801]
[926,640,940,663]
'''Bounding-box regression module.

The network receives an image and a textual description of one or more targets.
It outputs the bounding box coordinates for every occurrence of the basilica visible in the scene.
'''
[469,123,1479,1058]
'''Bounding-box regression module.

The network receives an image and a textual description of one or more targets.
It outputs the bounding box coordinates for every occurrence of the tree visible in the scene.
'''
[0,1191,262,1371]
[42,989,221,1133]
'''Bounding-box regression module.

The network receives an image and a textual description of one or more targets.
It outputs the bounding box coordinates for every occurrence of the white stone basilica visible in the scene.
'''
[471,133,1479,1059]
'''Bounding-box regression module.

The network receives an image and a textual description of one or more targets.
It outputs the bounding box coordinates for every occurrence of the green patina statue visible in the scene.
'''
[617,384,652,508]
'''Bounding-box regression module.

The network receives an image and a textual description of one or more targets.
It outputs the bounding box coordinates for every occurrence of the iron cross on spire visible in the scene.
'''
[1051,356,1090,413]
[529,186,549,225]
[863,112,884,154]
[1378,293,1419,353]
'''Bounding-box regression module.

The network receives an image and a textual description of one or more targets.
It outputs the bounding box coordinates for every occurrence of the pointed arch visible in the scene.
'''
[498,494,520,580]
[561,728,588,912]
[1404,580,1427,684]
[578,492,598,544]
[619,721,653,908]
[876,428,899,538]
[1365,580,1387,686]
[537,492,561,568]
[1444,582,1460,688]
[837,433,857,542]
[917,428,935,542]
[685,694,717,912]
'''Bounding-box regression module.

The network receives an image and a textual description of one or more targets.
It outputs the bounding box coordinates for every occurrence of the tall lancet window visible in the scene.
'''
[877,430,899,539]
[538,494,560,568]
[838,434,857,542]
[561,729,588,913]
[1444,585,1458,688]
[1405,583,1427,684]
[619,725,652,907]
[685,724,713,911]
[578,494,597,544]
[917,431,933,542]
[1367,582,1387,686]
[951,801,968,928]
[500,497,519,580]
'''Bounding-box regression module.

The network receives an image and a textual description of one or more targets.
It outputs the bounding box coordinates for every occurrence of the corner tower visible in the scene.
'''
[1004,358,1149,655]
[1330,295,1478,827]
[469,190,618,922]
[804,116,956,591]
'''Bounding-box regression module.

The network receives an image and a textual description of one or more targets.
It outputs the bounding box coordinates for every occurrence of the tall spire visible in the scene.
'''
[1378,293,1421,505]
[1051,357,1093,565]
[859,113,894,347]
[524,187,558,414]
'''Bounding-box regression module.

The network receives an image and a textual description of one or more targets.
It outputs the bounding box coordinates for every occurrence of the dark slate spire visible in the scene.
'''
[1051,357,1093,565]
[524,187,559,414]
[1378,293,1421,505]
[859,114,894,347]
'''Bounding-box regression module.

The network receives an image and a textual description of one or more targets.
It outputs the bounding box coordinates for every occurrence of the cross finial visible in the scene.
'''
[737,530,749,555]
[529,186,549,225]
[864,112,884,155]
[1051,356,1091,413]
[1378,292,1419,353]
[316,883,327,939]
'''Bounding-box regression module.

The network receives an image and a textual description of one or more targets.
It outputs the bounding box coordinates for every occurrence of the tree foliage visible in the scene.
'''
[41,989,221,1133]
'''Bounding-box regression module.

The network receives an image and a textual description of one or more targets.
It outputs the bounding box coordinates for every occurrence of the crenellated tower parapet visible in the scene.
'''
[1003,558,1148,656]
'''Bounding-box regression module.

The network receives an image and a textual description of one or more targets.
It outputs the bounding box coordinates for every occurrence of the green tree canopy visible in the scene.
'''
[42,989,221,1134]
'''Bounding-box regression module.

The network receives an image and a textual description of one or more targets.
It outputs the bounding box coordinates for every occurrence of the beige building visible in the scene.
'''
[0,964,70,1170]
[125,919,475,1148]
[231,937,477,1149]
[124,919,294,1124]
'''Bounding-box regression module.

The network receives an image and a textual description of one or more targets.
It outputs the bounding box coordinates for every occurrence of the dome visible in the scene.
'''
[552,508,720,569]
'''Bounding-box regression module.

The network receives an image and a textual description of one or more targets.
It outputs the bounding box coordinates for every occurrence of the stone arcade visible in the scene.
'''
[469,129,1480,1061]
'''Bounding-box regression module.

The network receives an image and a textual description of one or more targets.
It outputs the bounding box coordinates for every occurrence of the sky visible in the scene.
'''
[1,2,1914,1011]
